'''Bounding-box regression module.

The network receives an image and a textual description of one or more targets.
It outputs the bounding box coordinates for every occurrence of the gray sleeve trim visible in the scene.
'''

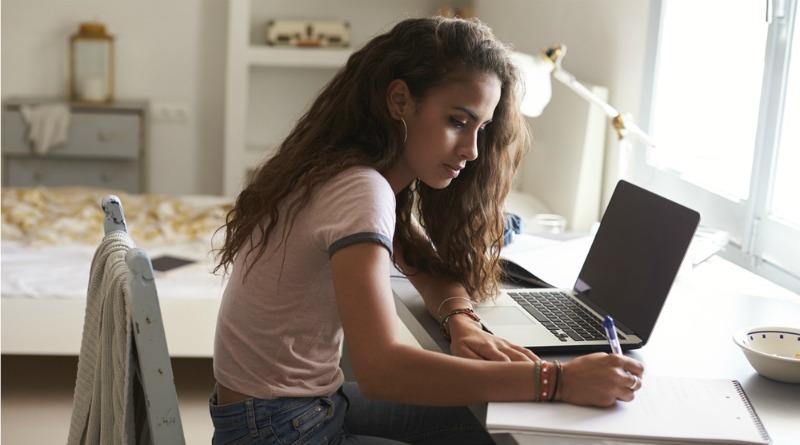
[328,232,393,258]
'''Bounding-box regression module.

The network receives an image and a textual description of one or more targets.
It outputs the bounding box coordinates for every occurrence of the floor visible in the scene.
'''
[1,322,419,444]
[1,354,216,444]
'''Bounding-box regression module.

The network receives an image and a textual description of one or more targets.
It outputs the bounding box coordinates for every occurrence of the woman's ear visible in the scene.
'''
[386,79,410,119]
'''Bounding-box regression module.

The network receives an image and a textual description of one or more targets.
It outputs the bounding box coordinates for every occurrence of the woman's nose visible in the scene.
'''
[459,132,479,161]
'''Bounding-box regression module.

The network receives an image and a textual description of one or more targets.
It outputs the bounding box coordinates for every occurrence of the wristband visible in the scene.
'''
[439,308,481,341]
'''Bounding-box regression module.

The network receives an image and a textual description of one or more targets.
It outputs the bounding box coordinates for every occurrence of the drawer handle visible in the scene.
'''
[97,131,111,142]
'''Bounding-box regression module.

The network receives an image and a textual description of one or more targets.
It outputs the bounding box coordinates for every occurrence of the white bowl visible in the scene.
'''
[733,326,800,383]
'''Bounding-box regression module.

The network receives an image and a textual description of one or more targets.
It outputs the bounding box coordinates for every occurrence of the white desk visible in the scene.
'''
[392,255,800,444]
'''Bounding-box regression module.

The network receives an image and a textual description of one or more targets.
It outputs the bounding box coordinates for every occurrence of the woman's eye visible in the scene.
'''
[450,117,467,129]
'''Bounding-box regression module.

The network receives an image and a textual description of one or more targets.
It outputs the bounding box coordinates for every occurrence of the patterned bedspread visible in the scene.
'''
[1,187,232,246]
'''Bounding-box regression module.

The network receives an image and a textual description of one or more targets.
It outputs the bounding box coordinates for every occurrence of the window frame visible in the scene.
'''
[633,0,800,293]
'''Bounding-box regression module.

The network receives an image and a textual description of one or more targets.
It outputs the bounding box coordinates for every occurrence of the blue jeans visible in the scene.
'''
[209,382,494,444]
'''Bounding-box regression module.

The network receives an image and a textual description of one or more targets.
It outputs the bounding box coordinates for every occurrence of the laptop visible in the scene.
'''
[476,180,700,353]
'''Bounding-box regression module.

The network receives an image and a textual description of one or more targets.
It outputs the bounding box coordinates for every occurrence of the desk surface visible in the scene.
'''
[392,255,800,445]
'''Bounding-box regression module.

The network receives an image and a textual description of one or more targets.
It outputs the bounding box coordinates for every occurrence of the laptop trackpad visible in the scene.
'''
[478,306,532,326]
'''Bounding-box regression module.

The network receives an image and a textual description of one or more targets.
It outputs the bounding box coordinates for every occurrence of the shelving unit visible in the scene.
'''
[224,1,352,196]
[223,0,440,196]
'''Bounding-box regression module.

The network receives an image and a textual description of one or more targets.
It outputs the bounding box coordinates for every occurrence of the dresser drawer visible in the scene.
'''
[6,157,139,193]
[2,109,140,159]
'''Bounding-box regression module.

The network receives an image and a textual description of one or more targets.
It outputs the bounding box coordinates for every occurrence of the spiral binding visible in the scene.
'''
[733,380,771,443]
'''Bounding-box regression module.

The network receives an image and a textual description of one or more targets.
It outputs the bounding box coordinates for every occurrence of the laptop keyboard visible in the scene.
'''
[509,290,624,342]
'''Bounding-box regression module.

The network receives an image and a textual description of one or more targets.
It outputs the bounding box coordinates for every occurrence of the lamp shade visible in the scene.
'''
[511,51,553,117]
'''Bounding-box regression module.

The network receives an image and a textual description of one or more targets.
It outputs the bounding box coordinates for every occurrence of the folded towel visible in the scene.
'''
[19,103,71,155]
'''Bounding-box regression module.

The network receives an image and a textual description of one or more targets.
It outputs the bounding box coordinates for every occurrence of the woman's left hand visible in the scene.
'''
[447,314,539,362]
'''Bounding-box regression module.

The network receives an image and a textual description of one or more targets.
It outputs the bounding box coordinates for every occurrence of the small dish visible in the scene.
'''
[733,326,800,383]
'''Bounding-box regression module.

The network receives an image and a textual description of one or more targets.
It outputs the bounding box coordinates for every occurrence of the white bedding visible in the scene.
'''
[1,186,231,357]
[1,239,226,301]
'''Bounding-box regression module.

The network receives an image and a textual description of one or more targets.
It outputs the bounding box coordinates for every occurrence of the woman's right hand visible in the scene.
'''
[557,353,644,407]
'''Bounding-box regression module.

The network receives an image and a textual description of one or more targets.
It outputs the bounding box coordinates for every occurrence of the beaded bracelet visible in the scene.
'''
[539,361,551,401]
[439,308,481,341]
[533,360,562,402]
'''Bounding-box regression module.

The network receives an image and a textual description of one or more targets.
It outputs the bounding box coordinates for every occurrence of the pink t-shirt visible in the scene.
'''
[214,167,395,399]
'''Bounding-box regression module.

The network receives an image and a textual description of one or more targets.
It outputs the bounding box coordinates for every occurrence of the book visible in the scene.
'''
[487,375,770,444]
[150,255,196,272]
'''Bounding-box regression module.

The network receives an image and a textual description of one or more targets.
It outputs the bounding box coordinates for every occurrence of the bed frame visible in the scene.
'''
[2,297,220,358]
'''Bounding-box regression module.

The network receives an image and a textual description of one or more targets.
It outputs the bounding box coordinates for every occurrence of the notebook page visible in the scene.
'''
[487,375,768,444]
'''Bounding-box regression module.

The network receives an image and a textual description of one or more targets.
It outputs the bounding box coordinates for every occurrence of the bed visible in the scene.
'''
[1,186,231,358]
[1,185,552,359]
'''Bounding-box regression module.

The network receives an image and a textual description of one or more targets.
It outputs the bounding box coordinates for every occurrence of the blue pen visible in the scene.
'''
[603,315,623,355]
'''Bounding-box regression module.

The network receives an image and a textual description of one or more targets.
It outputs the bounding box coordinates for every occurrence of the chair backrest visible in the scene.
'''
[104,195,186,444]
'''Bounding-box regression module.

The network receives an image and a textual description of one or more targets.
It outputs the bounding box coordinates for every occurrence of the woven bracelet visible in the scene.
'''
[550,360,563,402]
[439,308,481,341]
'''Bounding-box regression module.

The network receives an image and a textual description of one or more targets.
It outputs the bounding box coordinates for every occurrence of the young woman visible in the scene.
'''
[211,16,644,445]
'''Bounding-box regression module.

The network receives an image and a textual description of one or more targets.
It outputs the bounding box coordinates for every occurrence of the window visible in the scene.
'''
[633,0,799,292]
[772,26,800,225]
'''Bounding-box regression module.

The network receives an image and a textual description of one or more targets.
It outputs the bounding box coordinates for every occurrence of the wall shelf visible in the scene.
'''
[246,46,352,68]
[223,0,440,196]
[224,1,356,196]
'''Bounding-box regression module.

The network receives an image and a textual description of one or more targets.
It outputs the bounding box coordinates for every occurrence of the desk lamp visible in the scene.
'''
[513,44,657,149]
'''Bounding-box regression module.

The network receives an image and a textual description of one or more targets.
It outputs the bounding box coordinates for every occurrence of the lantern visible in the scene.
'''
[69,22,115,103]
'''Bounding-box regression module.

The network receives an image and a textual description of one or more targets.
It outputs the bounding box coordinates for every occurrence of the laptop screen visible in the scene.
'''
[574,181,700,342]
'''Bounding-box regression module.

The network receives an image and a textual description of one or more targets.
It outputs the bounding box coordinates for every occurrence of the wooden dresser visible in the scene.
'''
[2,98,147,193]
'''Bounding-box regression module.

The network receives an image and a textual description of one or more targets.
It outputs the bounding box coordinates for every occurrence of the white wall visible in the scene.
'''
[2,0,654,202]
[476,0,654,208]
[1,0,227,195]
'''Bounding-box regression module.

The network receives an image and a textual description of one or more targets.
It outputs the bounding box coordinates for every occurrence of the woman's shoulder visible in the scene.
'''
[333,165,387,183]
[311,166,396,228]
[323,166,393,197]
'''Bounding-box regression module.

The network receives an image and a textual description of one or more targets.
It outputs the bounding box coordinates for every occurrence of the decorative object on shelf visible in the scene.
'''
[436,3,475,19]
[265,19,350,47]
[69,21,115,103]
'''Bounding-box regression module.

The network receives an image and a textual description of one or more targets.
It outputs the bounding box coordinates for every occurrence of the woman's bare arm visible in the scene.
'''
[332,242,644,407]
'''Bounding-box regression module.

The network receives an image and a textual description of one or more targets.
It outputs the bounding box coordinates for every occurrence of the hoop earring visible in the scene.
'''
[399,117,407,144]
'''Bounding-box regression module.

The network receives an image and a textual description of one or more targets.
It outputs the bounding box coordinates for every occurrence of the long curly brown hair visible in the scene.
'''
[215,16,529,302]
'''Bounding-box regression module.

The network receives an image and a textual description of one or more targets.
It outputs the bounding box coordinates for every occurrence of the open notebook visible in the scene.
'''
[487,375,770,444]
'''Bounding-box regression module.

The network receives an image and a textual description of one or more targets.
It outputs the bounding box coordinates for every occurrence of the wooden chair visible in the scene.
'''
[68,195,185,444]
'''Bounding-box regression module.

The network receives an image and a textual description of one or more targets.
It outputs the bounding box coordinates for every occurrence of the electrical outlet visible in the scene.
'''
[150,103,189,123]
